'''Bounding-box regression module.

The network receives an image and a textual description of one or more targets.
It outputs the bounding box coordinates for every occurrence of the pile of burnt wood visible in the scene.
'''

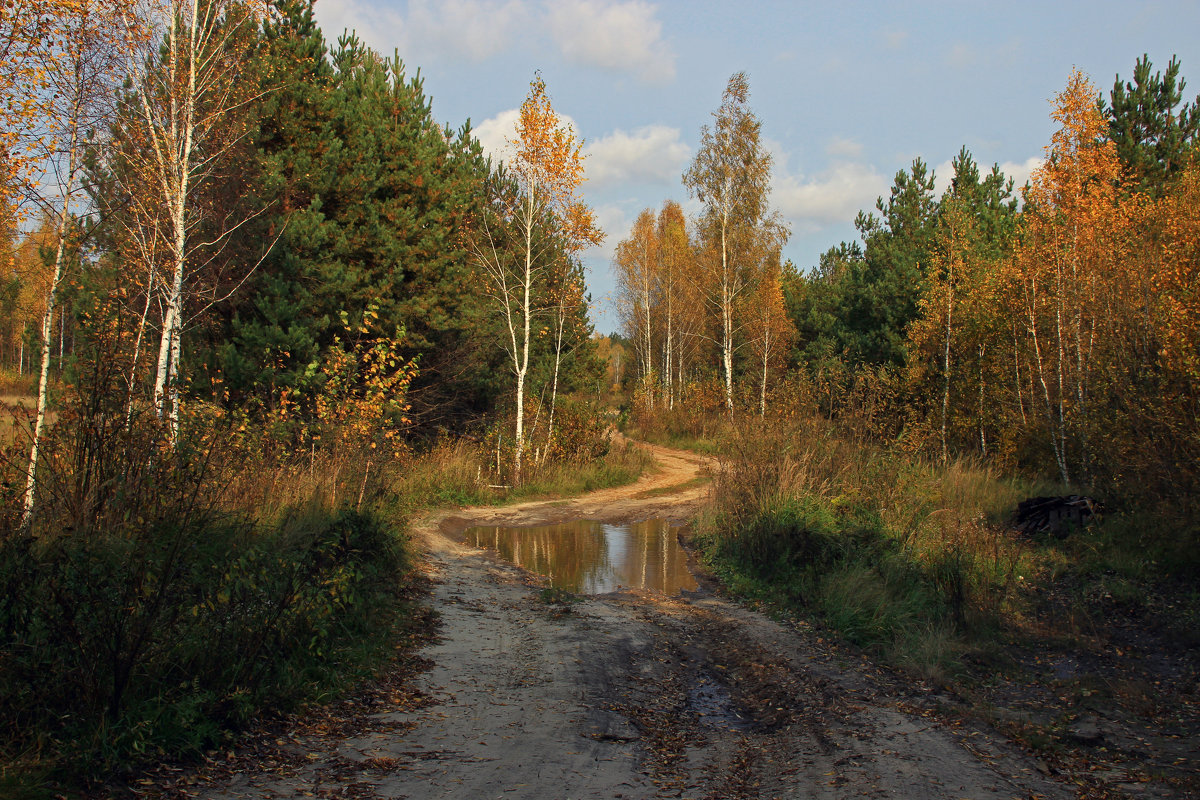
[1012,495,1097,538]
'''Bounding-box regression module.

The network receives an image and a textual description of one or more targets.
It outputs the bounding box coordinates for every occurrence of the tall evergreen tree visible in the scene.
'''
[214,0,333,407]
[210,9,498,429]
[841,158,940,366]
[1104,54,1200,195]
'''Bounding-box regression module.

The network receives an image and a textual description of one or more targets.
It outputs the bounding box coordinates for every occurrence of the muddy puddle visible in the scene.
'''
[463,518,698,595]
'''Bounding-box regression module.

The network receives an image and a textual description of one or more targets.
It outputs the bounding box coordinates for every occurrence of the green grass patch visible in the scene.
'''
[495,438,652,502]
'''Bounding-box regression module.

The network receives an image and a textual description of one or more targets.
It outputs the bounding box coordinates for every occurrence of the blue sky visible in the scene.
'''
[312,0,1200,333]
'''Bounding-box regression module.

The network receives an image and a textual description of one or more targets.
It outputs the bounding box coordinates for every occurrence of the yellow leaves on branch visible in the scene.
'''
[510,73,603,253]
[1,0,155,221]
[1027,68,1123,219]
[313,306,419,458]
[0,0,75,214]
[1153,163,1200,382]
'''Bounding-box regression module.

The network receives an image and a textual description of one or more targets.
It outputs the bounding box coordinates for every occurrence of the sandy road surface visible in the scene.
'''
[165,442,1070,800]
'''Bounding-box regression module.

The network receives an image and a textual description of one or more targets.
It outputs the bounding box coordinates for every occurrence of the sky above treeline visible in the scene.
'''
[312,0,1200,332]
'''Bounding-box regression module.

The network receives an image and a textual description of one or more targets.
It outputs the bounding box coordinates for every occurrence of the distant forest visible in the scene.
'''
[614,57,1200,504]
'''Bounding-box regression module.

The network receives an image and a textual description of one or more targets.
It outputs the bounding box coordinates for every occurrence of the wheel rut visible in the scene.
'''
[140,442,1071,800]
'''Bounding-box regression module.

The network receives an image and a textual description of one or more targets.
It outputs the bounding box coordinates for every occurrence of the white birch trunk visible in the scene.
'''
[512,191,535,482]
[664,281,674,410]
[151,2,198,442]
[1053,256,1069,484]
[1012,324,1027,426]
[941,260,954,464]
[640,234,654,408]
[978,343,987,457]
[547,298,566,448]
[1027,278,1070,485]
[720,208,734,411]
[22,97,83,524]
[759,331,769,416]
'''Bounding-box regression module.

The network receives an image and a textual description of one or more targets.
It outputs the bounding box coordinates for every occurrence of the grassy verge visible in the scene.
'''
[692,416,1199,682]
[505,438,653,499]
[383,434,652,512]
[684,413,1200,794]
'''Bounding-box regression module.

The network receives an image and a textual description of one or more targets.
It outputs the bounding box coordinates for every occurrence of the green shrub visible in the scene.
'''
[698,415,1042,677]
[0,504,408,785]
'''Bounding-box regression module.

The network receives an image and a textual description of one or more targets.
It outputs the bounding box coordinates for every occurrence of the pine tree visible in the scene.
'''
[1105,54,1200,195]
[841,159,940,366]
[211,13,496,429]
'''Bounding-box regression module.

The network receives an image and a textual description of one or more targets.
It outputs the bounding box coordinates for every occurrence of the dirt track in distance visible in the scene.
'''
[147,441,1075,800]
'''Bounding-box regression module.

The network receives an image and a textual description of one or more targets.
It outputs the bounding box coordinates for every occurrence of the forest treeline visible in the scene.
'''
[2,0,603,487]
[615,58,1200,507]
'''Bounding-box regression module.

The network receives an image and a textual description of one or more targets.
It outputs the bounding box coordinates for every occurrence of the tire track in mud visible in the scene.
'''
[144,441,1072,800]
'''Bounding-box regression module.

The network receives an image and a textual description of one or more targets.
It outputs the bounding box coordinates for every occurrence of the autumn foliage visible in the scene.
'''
[618,65,1199,508]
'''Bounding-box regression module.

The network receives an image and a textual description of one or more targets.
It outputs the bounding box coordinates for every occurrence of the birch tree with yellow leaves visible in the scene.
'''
[1015,69,1127,484]
[111,0,266,437]
[614,208,658,403]
[684,72,787,411]
[473,74,601,481]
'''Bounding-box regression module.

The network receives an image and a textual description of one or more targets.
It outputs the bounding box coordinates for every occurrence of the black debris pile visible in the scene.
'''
[1013,495,1097,538]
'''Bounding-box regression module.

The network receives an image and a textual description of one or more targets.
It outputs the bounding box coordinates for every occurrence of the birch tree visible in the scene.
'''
[1017,69,1124,484]
[614,208,657,404]
[473,74,600,481]
[17,0,124,523]
[545,255,588,447]
[683,72,786,410]
[114,0,265,436]
[747,254,792,416]
[656,200,688,408]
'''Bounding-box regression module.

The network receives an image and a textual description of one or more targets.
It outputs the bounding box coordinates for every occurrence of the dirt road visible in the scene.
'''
[168,442,1071,800]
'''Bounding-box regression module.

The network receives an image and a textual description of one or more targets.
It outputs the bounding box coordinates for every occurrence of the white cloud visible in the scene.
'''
[546,0,676,83]
[315,0,678,81]
[473,109,521,164]
[772,161,889,234]
[410,0,528,60]
[932,159,955,194]
[998,156,1043,190]
[588,203,631,260]
[762,138,886,232]
[314,0,527,63]
[825,136,864,158]
[931,155,1043,196]
[585,125,689,188]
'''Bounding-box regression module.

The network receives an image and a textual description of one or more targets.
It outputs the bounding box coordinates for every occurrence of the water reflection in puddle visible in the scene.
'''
[463,519,698,595]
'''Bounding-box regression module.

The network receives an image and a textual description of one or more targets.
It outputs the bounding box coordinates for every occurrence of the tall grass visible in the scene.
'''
[0,368,38,397]
[697,416,1042,682]
[508,437,652,499]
